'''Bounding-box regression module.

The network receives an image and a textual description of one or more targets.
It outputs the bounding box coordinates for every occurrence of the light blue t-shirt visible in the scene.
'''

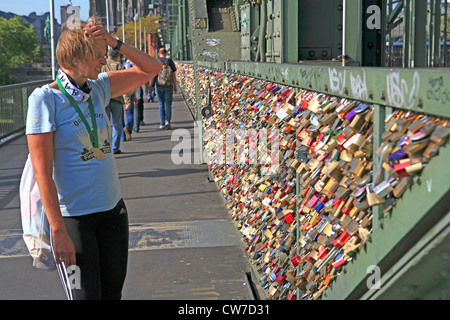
[26,72,122,217]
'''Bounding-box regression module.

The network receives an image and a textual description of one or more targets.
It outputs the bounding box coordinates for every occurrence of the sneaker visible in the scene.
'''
[159,125,165,129]
[123,127,132,141]
[165,122,171,130]
[113,149,122,154]
[140,121,145,126]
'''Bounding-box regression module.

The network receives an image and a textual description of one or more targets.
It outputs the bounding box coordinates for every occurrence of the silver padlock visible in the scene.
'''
[372,177,396,198]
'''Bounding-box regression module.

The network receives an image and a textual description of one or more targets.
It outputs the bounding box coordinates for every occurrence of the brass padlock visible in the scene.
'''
[392,176,413,198]
[366,183,386,207]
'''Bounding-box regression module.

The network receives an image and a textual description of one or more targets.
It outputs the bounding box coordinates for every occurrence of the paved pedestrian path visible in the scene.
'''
[0,91,255,300]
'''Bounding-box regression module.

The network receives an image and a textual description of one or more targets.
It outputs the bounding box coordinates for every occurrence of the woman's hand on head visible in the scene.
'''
[85,22,116,48]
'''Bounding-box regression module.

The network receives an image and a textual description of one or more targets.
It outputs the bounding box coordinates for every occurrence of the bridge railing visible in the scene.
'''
[177,60,450,300]
[0,80,50,143]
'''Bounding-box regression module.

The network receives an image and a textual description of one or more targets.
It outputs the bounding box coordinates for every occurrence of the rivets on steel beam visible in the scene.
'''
[440,250,450,260]
[400,284,417,294]
[417,98,424,109]
[439,268,450,280]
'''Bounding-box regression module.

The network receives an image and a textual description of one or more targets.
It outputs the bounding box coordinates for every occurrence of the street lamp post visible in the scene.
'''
[139,5,142,50]
[122,0,125,42]
[134,9,137,47]
[49,0,55,79]
[105,0,110,32]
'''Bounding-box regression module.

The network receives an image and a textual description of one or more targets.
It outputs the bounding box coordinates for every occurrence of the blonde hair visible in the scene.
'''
[56,17,103,70]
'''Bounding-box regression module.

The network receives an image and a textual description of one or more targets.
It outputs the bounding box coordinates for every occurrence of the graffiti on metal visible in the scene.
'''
[200,61,450,118]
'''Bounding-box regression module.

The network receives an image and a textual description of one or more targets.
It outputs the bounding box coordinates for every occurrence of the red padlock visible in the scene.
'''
[281,89,291,97]
[288,290,297,300]
[332,257,347,269]
[290,255,301,267]
[323,274,333,286]
[266,83,275,91]
[333,231,351,247]
[393,161,411,178]
[317,247,328,260]
[284,212,295,224]
[275,274,286,285]
[301,99,309,109]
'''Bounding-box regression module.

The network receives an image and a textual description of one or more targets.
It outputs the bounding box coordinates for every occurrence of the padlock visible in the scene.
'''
[201,106,213,118]
[403,139,429,155]
[430,125,450,145]
[341,197,354,215]
[422,142,440,161]
[392,176,413,198]
[372,179,394,198]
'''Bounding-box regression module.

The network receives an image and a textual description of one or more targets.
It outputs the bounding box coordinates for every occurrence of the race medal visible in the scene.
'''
[56,74,103,161]
[91,147,105,161]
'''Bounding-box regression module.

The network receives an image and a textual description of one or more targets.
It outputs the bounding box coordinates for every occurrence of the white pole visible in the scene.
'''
[139,8,142,50]
[134,9,137,47]
[50,0,55,79]
[105,0,110,32]
[342,0,346,67]
[122,0,125,42]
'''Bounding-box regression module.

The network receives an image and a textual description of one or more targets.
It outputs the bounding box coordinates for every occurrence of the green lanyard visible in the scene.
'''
[56,76,99,148]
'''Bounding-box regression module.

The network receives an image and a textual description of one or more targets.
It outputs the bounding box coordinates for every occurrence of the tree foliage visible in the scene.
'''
[0,15,44,85]
[113,15,161,48]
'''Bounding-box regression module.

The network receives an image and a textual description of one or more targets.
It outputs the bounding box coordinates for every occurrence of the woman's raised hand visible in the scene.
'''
[85,22,117,48]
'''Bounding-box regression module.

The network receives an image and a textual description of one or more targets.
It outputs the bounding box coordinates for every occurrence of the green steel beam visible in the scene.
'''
[345,0,363,66]
[282,0,298,64]
[387,0,403,25]
[407,0,427,68]
[362,212,450,300]
[372,104,386,231]
[198,60,450,118]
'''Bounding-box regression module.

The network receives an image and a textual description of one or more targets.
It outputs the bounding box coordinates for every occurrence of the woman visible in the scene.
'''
[26,18,162,299]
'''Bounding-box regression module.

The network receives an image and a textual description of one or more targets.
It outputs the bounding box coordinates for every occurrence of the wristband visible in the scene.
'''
[113,39,123,52]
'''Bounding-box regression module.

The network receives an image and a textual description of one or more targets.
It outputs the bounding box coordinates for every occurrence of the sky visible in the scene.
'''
[0,0,90,23]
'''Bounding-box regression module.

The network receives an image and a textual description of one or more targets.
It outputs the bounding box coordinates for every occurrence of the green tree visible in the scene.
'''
[113,15,161,49]
[0,15,44,85]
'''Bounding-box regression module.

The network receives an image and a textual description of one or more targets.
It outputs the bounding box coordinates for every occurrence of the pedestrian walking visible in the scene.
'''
[134,84,145,132]
[122,60,135,141]
[147,79,156,102]
[153,48,177,130]
[101,49,131,154]
[25,18,162,300]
